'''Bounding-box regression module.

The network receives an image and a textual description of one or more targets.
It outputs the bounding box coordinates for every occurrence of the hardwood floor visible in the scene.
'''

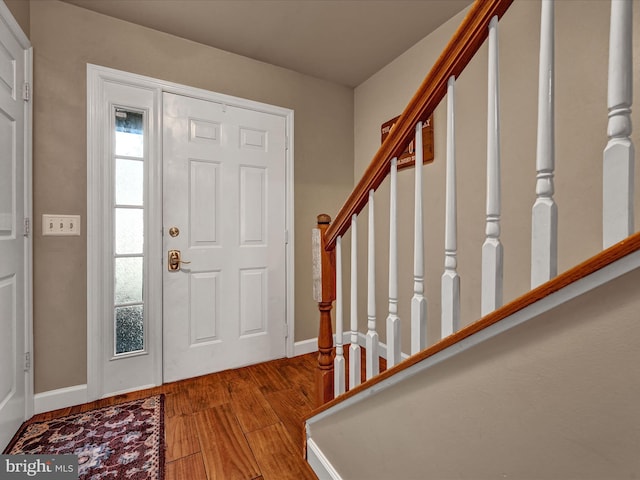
[27,349,386,480]
[31,353,320,480]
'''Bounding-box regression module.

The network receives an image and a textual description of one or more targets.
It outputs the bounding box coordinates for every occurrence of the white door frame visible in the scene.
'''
[0,0,33,420]
[87,65,295,400]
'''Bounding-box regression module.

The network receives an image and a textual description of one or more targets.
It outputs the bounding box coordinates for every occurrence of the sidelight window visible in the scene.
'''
[113,108,145,355]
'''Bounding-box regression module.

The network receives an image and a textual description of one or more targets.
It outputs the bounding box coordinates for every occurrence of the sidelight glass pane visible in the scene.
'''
[112,107,146,358]
[115,305,144,354]
[115,109,143,158]
[115,208,143,254]
[115,158,143,206]
[115,257,143,304]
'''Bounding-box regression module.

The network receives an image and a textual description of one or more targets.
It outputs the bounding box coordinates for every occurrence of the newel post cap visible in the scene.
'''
[317,214,332,225]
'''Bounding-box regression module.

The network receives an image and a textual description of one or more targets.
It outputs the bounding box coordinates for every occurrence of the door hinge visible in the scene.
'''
[285,229,289,245]
[24,352,31,372]
[284,323,289,340]
[23,217,30,237]
[22,82,30,102]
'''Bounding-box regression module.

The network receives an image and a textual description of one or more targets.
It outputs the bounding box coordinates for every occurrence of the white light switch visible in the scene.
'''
[42,214,81,236]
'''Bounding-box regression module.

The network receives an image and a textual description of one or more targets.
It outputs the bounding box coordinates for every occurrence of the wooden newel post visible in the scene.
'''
[312,214,336,406]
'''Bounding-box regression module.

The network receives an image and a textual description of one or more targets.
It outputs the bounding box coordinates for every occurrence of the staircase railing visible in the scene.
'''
[312,0,635,406]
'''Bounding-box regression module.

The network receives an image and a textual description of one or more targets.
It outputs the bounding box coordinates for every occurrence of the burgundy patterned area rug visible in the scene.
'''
[4,395,165,480]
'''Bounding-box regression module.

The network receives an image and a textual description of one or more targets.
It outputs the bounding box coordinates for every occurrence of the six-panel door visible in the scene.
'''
[162,93,287,382]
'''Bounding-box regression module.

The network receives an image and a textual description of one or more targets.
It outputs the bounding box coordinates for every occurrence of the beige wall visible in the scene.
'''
[310,265,640,479]
[352,0,640,350]
[4,0,29,37]
[30,0,354,393]
[13,0,640,395]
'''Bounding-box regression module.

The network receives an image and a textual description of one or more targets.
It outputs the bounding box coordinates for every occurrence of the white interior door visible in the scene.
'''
[163,93,287,382]
[0,8,29,450]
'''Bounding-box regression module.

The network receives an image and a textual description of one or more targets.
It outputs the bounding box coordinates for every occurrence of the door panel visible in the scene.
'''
[0,15,26,450]
[163,93,286,382]
[189,271,219,344]
[240,166,266,244]
[0,277,16,397]
[189,160,220,244]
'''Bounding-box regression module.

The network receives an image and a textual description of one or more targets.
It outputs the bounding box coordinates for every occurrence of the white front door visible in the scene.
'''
[0,7,30,450]
[163,93,287,382]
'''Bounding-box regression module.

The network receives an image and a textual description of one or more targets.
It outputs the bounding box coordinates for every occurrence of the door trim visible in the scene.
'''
[0,0,34,421]
[87,65,295,400]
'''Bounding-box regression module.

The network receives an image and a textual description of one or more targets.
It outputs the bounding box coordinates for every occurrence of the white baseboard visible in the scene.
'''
[293,333,358,357]
[102,384,157,399]
[348,333,409,361]
[33,336,407,415]
[306,437,343,480]
[34,384,88,414]
[293,338,318,356]
[293,333,410,360]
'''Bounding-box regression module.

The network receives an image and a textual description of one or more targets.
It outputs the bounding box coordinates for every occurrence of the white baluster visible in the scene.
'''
[411,122,427,354]
[349,214,361,389]
[481,16,503,316]
[334,235,345,396]
[603,0,634,248]
[366,190,379,379]
[386,158,401,368]
[531,0,557,289]
[442,76,460,337]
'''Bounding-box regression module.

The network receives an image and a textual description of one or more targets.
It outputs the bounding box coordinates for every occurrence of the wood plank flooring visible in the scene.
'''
[30,353,318,480]
[26,348,386,480]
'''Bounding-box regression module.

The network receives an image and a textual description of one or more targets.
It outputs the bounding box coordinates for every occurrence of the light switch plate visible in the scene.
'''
[42,214,81,236]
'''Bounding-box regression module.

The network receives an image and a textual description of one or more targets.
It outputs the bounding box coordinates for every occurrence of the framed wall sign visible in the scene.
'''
[381,114,434,171]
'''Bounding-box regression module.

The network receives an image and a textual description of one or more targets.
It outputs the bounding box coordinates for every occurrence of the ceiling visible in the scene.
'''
[61,0,472,87]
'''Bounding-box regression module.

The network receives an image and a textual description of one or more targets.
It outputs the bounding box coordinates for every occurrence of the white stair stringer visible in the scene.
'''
[306,437,344,480]
[306,251,640,480]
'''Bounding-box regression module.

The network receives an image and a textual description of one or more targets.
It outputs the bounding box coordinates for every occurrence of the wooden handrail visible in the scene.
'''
[314,0,514,412]
[324,0,514,250]
[307,230,640,420]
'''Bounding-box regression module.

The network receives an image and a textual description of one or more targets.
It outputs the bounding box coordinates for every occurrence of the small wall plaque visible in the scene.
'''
[381,114,434,171]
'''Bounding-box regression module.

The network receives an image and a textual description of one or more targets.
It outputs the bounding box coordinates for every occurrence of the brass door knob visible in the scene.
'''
[168,249,191,271]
